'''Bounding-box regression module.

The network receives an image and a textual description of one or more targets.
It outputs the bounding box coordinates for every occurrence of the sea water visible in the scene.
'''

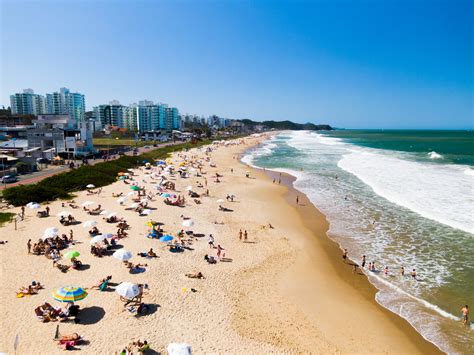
[242,130,474,354]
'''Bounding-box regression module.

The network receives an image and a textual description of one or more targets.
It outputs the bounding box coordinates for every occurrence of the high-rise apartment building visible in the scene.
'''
[45,88,85,123]
[10,89,47,115]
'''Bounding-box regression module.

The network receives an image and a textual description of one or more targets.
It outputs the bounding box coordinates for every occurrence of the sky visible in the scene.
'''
[1,0,472,129]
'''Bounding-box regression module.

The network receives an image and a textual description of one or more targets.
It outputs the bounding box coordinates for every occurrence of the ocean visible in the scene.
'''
[242,130,474,354]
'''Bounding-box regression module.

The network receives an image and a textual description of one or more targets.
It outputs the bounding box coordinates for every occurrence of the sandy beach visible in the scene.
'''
[0,135,441,354]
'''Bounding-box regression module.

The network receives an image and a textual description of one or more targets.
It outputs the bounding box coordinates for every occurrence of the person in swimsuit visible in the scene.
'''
[401,266,405,276]
[461,305,469,327]
[342,249,348,263]
[361,255,366,268]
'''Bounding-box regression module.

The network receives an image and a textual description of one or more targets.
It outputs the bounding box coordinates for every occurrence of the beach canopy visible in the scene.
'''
[90,235,106,244]
[182,219,194,227]
[86,184,95,188]
[159,235,173,242]
[63,250,80,259]
[56,211,72,217]
[167,343,192,355]
[160,193,172,198]
[26,202,41,209]
[130,186,140,191]
[115,282,139,299]
[81,201,95,207]
[43,227,59,237]
[113,249,133,261]
[52,286,88,302]
[83,220,97,228]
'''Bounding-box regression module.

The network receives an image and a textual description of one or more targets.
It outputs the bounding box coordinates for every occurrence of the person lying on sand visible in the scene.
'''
[17,285,38,296]
[53,260,70,273]
[204,254,217,264]
[185,272,205,279]
[90,276,112,290]
[123,261,148,269]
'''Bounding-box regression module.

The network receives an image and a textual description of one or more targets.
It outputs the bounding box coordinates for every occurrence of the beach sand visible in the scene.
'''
[0,136,441,354]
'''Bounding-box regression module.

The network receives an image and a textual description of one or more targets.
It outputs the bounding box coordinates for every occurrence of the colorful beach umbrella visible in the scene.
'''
[63,250,80,259]
[52,286,88,302]
[159,235,173,242]
[130,186,140,191]
[115,282,139,299]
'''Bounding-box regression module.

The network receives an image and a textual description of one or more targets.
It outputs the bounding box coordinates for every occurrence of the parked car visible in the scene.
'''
[36,158,51,164]
[0,175,18,183]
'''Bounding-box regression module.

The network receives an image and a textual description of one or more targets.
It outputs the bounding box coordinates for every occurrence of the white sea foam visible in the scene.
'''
[428,151,444,159]
[337,150,474,234]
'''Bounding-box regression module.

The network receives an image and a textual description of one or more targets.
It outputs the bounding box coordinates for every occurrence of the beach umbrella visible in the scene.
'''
[26,202,41,209]
[102,233,114,239]
[52,286,88,302]
[115,282,139,299]
[141,209,152,215]
[140,198,148,203]
[130,186,140,191]
[186,186,193,191]
[216,199,224,203]
[113,249,133,261]
[106,212,117,218]
[157,160,166,165]
[43,227,59,237]
[124,173,130,176]
[127,168,134,172]
[167,343,192,355]
[100,210,109,215]
[81,201,94,207]
[86,184,95,188]
[159,235,173,242]
[83,220,97,228]
[117,196,128,204]
[161,193,171,198]
[63,250,80,259]
[90,235,106,244]
[182,219,194,227]
[130,202,139,208]
[56,211,71,217]
[127,191,137,196]
[119,176,126,180]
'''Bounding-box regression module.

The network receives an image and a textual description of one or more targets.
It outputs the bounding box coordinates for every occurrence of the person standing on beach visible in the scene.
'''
[27,239,31,254]
[411,269,417,280]
[21,206,25,221]
[368,262,372,271]
[401,266,405,276]
[342,249,348,263]
[208,234,215,249]
[278,178,281,184]
[461,305,469,327]
[273,178,275,184]
[244,230,248,241]
[239,229,243,241]
[296,195,299,205]
[361,255,366,268]
[384,266,389,275]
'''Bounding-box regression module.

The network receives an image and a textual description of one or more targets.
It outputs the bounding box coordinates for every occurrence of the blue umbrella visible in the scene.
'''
[159,235,173,242]
[161,193,171,198]
[156,161,166,165]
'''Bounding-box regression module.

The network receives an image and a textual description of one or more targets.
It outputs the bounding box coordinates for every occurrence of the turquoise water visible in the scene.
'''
[243,130,474,354]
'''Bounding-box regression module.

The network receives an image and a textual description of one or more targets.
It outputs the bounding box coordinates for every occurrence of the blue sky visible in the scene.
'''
[1,0,472,129]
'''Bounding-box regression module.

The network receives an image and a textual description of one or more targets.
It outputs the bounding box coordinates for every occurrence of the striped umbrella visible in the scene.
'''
[52,286,88,302]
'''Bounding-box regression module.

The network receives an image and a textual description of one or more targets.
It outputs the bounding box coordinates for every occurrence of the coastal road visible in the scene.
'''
[0,141,180,190]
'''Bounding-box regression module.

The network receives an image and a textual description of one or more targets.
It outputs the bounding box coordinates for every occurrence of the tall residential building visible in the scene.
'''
[10,89,47,115]
[46,88,85,123]
[166,107,180,130]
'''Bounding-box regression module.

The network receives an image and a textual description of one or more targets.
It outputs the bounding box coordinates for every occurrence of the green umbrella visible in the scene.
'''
[130,186,140,191]
[63,250,80,259]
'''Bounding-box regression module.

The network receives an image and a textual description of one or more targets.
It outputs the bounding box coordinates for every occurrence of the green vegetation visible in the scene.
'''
[2,140,210,206]
[240,119,332,131]
[93,137,150,148]
[0,212,15,226]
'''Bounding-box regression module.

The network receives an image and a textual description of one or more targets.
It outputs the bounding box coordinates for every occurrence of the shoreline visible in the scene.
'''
[238,139,442,353]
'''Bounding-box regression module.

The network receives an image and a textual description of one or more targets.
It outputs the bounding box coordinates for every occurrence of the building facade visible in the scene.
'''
[10,89,47,115]
[46,88,85,123]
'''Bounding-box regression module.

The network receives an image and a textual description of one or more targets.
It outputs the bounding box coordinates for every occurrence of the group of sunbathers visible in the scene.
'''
[59,214,76,226]
[34,301,80,323]
[32,234,73,258]
[17,281,43,296]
